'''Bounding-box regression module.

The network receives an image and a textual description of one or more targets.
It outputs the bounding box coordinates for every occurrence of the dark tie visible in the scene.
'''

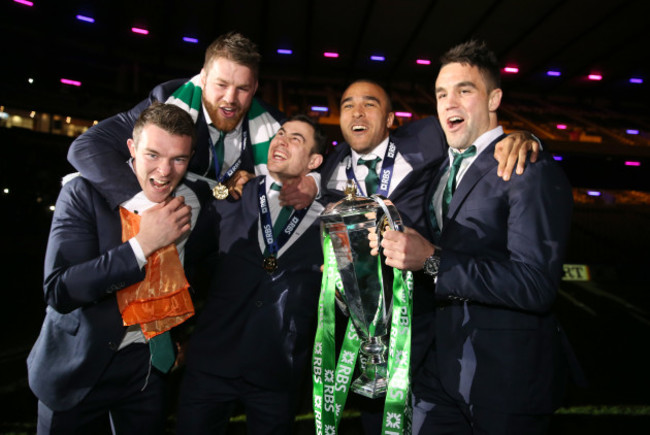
[357,157,381,195]
[442,146,477,216]
[270,183,293,238]
[212,128,225,176]
[149,331,175,373]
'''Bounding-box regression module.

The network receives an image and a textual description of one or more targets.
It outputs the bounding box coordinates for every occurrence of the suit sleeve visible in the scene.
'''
[43,178,145,314]
[436,158,573,313]
[67,79,186,206]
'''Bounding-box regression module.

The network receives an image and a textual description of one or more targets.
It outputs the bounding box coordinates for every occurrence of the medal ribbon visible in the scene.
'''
[346,139,397,197]
[209,119,250,184]
[257,177,308,258]
[313,235,413,434]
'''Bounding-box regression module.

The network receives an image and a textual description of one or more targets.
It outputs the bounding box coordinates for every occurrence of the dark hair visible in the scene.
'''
[439,40,501,91]
[286,114,328,155]
[344,79,393,113]
[132,102,196,149]
[204,32,261,79]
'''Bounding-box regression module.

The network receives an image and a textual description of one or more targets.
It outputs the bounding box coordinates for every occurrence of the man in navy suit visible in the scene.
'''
[67,31,318,210]
[27,103,213,434]
[176,115,327,434]
[377,41,574,434]
[319,79,540,433]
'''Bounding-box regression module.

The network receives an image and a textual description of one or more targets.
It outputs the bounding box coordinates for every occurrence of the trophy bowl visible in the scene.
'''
[320,181,404,398]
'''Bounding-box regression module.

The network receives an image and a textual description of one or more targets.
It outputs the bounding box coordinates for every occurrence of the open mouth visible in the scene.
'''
[351,124,368,132]
[447,116,465,130]
[219,106,238,118]
[150,178,171,190]
[271,149,288,161]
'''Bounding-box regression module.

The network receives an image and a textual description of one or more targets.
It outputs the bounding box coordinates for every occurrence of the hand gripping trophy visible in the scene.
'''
[313,180,413,434]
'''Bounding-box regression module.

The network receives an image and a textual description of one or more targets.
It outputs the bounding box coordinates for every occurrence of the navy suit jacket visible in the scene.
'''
[184,177,324,391]
[27,176,212,412]
[423,134,575,414]
[319,117,448,370]
[67,78,284,208]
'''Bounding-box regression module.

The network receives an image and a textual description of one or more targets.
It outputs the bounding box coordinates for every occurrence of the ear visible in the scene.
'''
[127,138,137,159]
[200,68,207,88]
[386,111,395,128]
[308,153,324,171]
[253,79,259,95]
[488,88,502,112]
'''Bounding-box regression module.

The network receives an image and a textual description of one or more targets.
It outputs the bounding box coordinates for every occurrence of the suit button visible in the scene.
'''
[108,341,118,351]
[255,301,263,308]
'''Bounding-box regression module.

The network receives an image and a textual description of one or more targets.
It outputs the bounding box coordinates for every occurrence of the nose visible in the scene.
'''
[352,104,364,118]
[223,86,236,104]
[157,159,172,176]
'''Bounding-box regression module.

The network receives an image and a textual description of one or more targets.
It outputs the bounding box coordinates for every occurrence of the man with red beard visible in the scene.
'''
[176,115,327,434]
[68,32,318,211]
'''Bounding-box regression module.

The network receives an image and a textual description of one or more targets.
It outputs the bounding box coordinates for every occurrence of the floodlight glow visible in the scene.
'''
[552,155,563,161]
[370,55,385,62]
[311,106,329,112]
[323,52,339,58]
[416,59,431,65]
[131,27,149,35]
[28,78,34,84]
[556,124,567,130]
[503,66,519,74]
[395,112,412,118]
[60,78,81,87]
[588,74,602,81]
[14,0,33,6]
[625,161,641,167]
[629,78,643,84]
[586,191,601,197]
[332,141,338,146]
[547,70,561,77]
[182,37,199,44]
[76,15,95,23]
[626,129,639,135]
[277,49,293,55]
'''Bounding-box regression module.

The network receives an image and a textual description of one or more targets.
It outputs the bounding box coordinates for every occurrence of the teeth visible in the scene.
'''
[352,125,367,131]
[449,116,463,123]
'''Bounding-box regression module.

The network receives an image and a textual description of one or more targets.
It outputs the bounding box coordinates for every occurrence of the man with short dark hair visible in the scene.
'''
[176,115,327,434]
[28,102,214,434]
[377,40,575,434]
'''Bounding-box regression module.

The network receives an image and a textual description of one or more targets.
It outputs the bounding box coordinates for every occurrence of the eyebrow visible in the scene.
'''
[436,80,478,94]
[340,95,381,106]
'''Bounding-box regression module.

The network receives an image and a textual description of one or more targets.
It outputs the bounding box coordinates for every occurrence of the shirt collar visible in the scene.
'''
[351,135,390,163]
[447,126,504,160]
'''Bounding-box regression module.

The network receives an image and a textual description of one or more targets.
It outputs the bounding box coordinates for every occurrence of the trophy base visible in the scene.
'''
[351,373,387,399]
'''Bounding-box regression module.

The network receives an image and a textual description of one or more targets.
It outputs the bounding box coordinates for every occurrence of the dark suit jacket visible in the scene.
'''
[27,176,212,412]
[319,117,448,373]
[424,134,574,414]
[184,176,324,391]
[67,78,284,208]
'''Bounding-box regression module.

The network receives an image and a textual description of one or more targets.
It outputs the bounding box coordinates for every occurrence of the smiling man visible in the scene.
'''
[28,102,215,434]
[176,115,327,434]
[68,32,319,211]
[377,40,576,435]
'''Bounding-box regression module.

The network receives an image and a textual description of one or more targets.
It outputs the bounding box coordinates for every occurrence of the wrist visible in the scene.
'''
[423,246,442,278]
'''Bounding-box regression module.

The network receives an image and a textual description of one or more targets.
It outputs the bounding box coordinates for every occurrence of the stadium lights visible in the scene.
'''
[626,129,639,135]
[76,15,95,23]
[556,124,568,130]
[60,78,81,87]
[587,191,601,196]
[370,55,385,62]
[629,78,643,84]
[182,37,199,44]
[14,0,33,6]
[547,70,561,77]
[588,74,602,81]
[311,106,329,112]
[503,66,519,74]
[395,112,412,118]
[416,59,431,65]
[323,52,339,58]
[131,27,149,35]
[552,155,563,161]
[625,161,641,167]
[277,49,293,55]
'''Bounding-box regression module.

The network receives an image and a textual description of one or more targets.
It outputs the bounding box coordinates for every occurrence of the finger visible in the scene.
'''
[516,145,528,175]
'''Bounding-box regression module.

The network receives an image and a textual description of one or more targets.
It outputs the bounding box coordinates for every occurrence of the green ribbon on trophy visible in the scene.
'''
[312,235,413,434]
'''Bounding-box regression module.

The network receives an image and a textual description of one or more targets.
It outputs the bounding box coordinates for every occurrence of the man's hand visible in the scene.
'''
[494,130,540,181]
[226,170,256,200]
[279,174,318,210]
[373,227,435,271]
[135,196,192,257]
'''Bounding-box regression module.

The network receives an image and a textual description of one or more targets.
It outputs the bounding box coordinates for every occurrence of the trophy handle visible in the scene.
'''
[370,194,403,233]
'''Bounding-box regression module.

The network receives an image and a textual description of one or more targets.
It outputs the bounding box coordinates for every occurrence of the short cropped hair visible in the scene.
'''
[286,114,328,156]
[440,40,501,91]
[344,79,393,113]
[204,32,261,80]
[132,102,196,149]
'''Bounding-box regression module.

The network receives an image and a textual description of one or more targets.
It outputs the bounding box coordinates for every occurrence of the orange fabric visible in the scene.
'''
[117,207,194,339]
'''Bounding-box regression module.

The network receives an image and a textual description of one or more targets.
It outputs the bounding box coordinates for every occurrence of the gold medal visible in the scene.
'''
[212,183,229,200]
[263,256,278,273]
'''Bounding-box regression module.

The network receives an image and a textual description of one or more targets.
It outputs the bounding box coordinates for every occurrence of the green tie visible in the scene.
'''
[270,183,293,238]
[149,331,175,373]
[442,146,477,216]
[357,157,381,195]
[212,128,225,176]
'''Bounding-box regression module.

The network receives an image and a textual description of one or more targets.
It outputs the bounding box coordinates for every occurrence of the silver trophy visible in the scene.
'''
[320,181,404,398]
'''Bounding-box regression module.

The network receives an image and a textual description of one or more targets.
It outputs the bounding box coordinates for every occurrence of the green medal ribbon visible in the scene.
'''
[313,235,413,434]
